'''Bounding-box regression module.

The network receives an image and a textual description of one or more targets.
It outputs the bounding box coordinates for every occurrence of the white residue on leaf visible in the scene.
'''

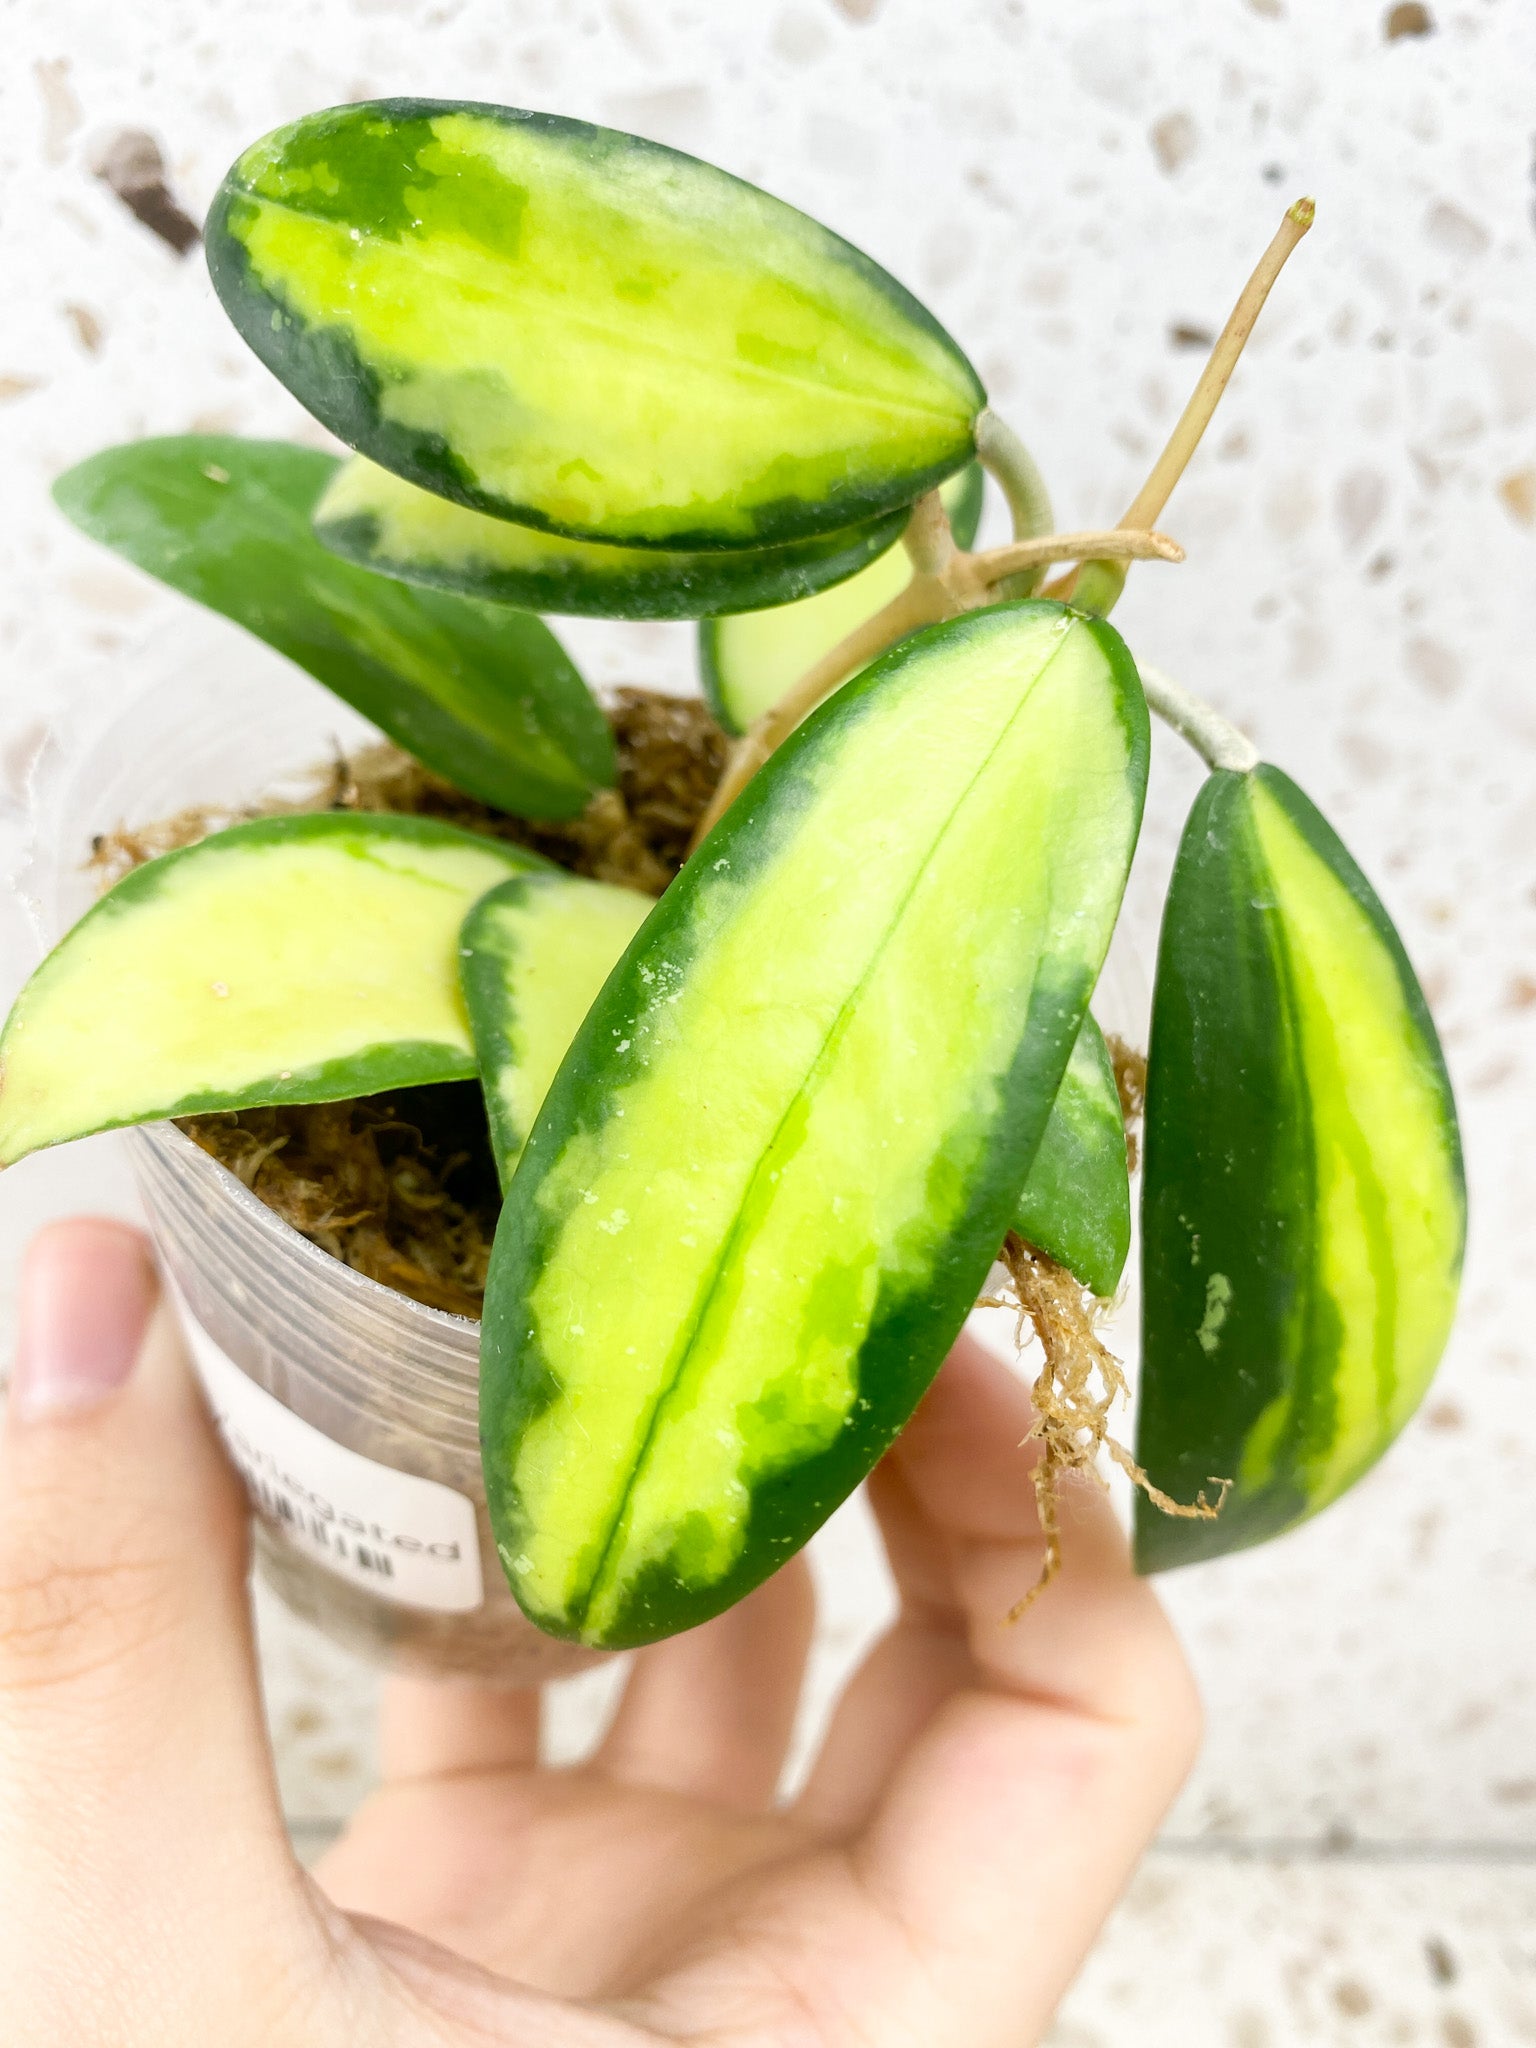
[1197,1271,1233,1355]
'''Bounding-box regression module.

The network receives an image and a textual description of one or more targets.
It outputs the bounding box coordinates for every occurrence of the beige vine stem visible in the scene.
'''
[1125,198,1314,531]
[901,487,957,577]
[959,525,1182,598]
[689,522,1181,847]
[1049,197,1315,605]
[690,577,940,845]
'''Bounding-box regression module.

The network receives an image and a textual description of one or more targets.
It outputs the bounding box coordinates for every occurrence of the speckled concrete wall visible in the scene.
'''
[2,2,1534,2040]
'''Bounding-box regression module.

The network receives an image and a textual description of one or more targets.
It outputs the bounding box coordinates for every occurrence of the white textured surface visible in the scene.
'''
[3,0,1535,2036]
[1051,1855,1536,2046]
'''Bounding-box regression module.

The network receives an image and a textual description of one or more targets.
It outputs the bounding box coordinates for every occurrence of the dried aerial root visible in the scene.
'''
[993,1232,1229,1621]
[1104,1032,1147,1172]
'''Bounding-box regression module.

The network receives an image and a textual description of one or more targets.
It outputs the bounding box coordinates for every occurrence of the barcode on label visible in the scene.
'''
[171,1291,484,1615]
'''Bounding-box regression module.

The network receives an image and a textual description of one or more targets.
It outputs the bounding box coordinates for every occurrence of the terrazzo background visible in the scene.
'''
[2,0,1534,2037]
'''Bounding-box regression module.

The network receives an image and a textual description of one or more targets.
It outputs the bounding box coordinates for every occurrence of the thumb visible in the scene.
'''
[0,1220,291,1932]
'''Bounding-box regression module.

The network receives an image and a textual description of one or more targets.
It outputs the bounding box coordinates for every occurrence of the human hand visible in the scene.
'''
[0,1218,1200,2047]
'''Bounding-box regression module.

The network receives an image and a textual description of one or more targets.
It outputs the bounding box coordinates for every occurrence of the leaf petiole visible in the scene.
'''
[1138,663,1258,774]
[975,408,1055,568]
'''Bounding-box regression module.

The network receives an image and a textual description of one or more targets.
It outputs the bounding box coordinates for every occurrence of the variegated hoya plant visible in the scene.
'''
[0,102,1464,1646]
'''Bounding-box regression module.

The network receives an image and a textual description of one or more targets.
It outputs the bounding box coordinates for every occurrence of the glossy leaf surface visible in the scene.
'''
[207,100,983,549]
[54,438,615,818]
[481,601,1148,1646]
[1013,1014,1130,1297]
[313,457,910,621]
[1135,766,1465,1571]
[0,814,538,1167]
[699,464,984,734]
[459,872,653,1187]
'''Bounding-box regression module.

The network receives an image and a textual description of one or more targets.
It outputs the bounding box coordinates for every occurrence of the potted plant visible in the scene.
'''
[0,100,1464,1671]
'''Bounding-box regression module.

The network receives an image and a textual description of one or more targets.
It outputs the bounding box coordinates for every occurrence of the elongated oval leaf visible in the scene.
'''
[459,872,653,1187]
[1014,1014,1130,1297]
[314,456,910,621]
[481,600,1148,1647]
[1135,765,1465,1570]
[0,814,539,1167]
[699,463,985,734]
[206,99,984,549]
[54,437,615,818]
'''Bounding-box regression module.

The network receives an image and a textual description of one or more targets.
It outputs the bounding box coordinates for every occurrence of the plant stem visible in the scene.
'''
[1122,199,1314,532]
[1050,197,1315,605]
[1139,663,1258,773]
[975,408,1054,552]
[689,520,1189,849]
[748,574,942,751]
[967,526,1183,589]
[690,575,946,845]
[901,489,957,577]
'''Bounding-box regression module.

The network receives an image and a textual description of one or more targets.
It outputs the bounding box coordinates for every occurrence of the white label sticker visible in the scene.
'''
[176,1299,484,1614]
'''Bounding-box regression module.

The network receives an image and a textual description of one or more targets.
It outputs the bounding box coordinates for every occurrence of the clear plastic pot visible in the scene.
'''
[18,620,602,1681]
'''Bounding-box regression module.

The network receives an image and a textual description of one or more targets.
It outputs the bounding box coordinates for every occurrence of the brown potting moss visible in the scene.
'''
[89,689,726,1314]
[91,687,727,894]
[181,1084,502,1318]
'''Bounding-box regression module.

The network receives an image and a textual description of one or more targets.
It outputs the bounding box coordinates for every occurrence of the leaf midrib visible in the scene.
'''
[575,617,1085,1630]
